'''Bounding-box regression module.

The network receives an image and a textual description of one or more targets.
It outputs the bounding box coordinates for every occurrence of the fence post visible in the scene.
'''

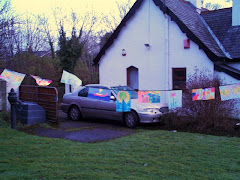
[8,88,18,129]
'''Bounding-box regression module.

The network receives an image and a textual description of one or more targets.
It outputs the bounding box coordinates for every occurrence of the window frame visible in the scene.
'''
[172,68,186,90]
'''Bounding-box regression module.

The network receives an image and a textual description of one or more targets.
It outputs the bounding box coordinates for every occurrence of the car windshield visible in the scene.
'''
[111,86,138,99]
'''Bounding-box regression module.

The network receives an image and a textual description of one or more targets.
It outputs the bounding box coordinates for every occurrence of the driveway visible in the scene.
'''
[24,111,137,143]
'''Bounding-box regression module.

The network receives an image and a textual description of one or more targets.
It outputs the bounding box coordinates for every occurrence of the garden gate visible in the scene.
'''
[19,85,59,123]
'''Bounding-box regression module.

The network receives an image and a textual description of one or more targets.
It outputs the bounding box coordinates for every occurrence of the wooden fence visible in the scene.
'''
[19,85,59,123]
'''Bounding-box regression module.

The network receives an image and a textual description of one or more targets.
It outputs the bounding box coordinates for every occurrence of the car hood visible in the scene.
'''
[131,99,165,111]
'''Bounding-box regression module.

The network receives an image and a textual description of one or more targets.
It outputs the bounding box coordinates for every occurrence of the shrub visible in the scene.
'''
[176,68,239,132]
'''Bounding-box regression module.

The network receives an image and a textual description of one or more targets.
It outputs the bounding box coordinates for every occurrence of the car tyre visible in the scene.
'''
[124,111,139,128]
[68,105,81,121]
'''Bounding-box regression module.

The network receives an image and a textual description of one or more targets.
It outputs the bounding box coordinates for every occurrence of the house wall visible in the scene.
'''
[214,71,240,119]
[99,0,213,104]
[214,62,240,84]
[214,71,240,84]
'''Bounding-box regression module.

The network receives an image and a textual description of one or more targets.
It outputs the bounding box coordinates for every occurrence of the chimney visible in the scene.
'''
[232,0,240,26]
[185,0,202,9]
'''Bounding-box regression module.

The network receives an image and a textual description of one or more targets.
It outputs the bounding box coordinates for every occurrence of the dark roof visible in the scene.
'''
[201,8,240,60]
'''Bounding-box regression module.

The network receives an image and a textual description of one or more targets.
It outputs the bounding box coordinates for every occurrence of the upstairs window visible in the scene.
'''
[172,68,186,90]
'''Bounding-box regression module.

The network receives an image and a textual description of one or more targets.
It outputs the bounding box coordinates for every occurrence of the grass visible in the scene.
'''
[0,114,240,179]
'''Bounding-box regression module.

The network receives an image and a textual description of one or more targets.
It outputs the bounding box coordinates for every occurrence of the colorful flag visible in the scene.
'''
[192,87,215,101]
[138,91,160,103]
[88,87,111,101]
[30,75,52,86]
[116,91,131,112]
[219,83,240,101]
[168,90,182,109]
[0,69,25,86]
[60,70,82,87]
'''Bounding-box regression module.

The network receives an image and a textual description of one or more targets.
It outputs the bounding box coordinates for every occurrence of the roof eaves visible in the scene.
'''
[214,63,240,80]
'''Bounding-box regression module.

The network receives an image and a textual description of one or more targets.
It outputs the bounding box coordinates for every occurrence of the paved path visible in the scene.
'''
[26,111,136,143]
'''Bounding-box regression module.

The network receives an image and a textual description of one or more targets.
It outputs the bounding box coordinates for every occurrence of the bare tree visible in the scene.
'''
[10,14,49,55]
[24,15,48,52]
[101,0,134,32]
[0,0,15,60]
[204,2,222,10]
[38,14,56,59]
[203,0,232,10]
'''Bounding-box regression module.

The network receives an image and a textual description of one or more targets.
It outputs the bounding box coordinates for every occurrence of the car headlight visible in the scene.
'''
[143,108,160,113]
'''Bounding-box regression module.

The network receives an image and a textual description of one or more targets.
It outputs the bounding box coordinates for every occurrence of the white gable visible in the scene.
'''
[99,0,214,103]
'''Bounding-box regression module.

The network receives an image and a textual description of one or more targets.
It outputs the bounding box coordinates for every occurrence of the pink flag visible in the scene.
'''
[31,75,52,86]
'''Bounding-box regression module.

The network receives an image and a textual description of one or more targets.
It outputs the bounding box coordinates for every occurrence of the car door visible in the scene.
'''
[92,87,122,120]
[77,87,99,118]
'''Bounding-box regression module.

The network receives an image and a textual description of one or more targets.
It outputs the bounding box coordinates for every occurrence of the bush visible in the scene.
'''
[175,68,239,132]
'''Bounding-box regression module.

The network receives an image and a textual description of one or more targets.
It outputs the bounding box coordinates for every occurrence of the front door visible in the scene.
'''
[127,66,139,90]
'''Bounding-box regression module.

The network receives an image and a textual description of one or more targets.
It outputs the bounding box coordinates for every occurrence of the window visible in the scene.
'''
[78,87,89,97]
[172,68,186,90]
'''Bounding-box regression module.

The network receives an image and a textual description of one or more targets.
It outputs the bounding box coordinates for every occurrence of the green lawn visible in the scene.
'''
[0,117,240,179]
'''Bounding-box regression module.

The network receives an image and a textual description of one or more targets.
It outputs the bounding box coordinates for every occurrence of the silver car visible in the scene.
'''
[61,84,168,128]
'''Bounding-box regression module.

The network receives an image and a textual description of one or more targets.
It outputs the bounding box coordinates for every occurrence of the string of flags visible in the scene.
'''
[0,68,52,87]
[219,84,240,101]
[60,70,82,88]
[0,68,239,113]
[0,69,82,88]
[30,75,52,86]
[192,87,215,101]
[85,84,240,112]
[116,91,131,112]
[0,69,26,86]
[138,91,160,103]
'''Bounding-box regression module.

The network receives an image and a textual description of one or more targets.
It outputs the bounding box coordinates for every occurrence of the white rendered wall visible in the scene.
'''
[99,0,214,104]
[214,71,240,85]
[214,62,240,84]
[214,71,240,119]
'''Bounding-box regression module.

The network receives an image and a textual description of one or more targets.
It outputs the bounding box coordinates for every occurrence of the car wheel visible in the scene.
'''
[68,106,81,121]
[124,111,139,128]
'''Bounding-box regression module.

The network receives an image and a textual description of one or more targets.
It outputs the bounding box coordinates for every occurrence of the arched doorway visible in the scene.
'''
[127,66,139,90]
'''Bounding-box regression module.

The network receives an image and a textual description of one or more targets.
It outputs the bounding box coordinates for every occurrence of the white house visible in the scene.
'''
[93,0,240,104]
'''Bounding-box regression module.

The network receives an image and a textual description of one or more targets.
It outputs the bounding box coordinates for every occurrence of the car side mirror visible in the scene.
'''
[110,95,116,101]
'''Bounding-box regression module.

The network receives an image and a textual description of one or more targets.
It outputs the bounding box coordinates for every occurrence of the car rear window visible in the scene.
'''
[78,87,89,97]
[111,86,138,99]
